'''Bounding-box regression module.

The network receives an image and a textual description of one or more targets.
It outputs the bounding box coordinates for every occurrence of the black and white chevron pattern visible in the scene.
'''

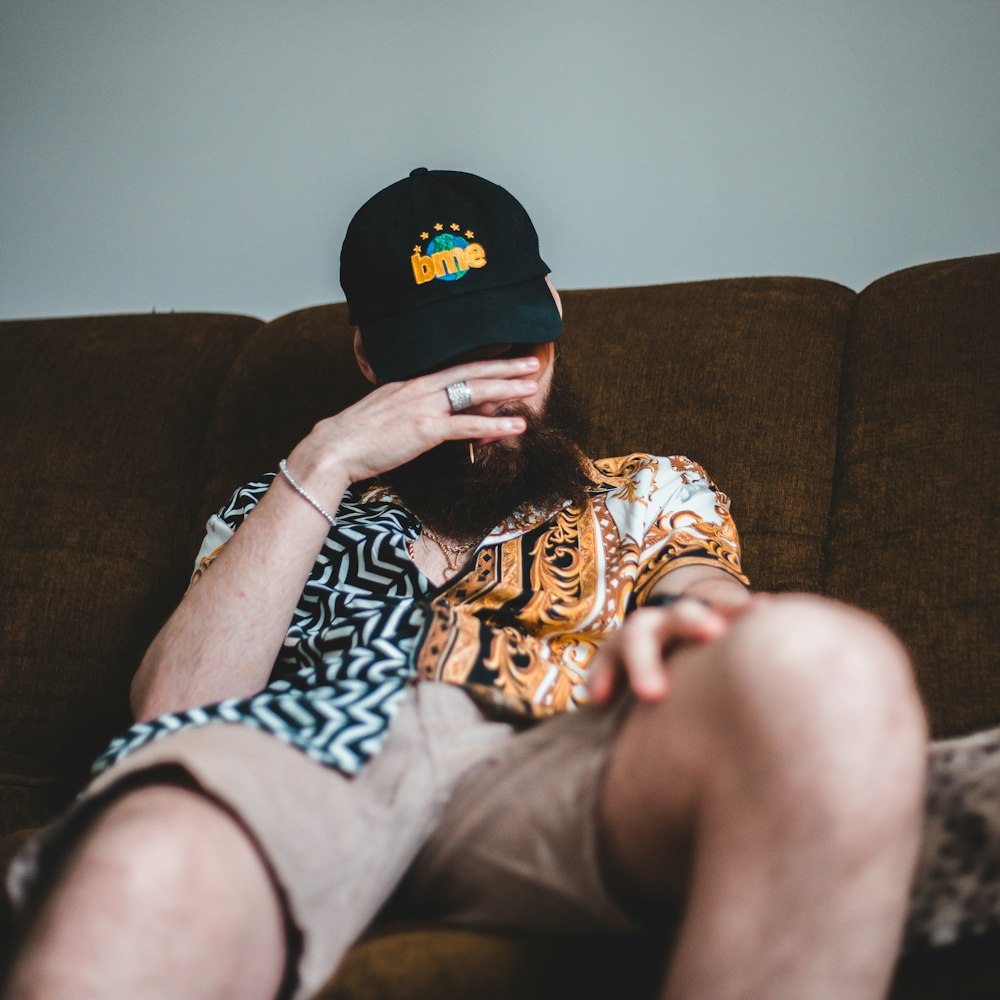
[92,477,429,778]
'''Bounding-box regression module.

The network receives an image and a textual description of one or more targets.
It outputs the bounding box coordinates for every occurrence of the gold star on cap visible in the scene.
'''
[450,223,460,231]
[434,222,444,231]
[412,245,421,253]
[420,231,429,240]
[465,229,475,239]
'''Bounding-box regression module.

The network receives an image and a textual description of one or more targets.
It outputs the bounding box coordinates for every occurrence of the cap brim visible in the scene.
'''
[361,276,562,382]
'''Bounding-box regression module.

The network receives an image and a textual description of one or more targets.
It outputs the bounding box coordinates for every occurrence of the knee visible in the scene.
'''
[75,784,253,907]
[689,594,927,817]
[726,593,920,710]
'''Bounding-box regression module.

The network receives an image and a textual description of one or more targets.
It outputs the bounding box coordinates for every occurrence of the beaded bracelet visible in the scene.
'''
[278,459,336,526]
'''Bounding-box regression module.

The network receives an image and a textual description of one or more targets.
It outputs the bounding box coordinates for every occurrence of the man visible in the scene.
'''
[4,169,928,999]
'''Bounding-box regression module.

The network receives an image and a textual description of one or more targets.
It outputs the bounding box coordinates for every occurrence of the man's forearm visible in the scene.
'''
[130,475,344,721]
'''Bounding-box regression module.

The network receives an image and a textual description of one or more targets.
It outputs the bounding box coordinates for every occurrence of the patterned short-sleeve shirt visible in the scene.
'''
[93,454,749,777]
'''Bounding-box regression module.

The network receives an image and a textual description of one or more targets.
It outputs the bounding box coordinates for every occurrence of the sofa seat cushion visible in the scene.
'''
[317,923,1000,1000]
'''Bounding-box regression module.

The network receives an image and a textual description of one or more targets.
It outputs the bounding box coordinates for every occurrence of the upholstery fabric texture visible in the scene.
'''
[1,255,997,997]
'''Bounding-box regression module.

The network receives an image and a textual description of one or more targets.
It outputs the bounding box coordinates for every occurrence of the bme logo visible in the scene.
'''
[410,223,487,285]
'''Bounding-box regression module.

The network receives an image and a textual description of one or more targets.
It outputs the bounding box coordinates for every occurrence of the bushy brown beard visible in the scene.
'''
[380,357,593,542]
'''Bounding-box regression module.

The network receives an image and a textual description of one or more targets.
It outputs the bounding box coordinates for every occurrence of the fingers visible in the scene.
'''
[619,606,684,701]
[443,377,539,416]
[429,353,541,387]
[427,359,540,418]
[666,598,729,642]
[589,598,730,707]
[588,651,618,706]
[441,413,527,443]
[411,357,540,442]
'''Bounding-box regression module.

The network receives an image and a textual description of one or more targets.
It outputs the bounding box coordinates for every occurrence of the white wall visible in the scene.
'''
[2,0,997,320]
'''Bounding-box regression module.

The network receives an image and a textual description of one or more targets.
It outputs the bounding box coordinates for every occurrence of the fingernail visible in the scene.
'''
[640,676,668,700]
[642,671,667,692]
[518,357,540,369]
[503,418,526,431]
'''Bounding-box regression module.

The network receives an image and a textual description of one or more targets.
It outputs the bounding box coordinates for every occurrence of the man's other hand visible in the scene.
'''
[588,569,761,706]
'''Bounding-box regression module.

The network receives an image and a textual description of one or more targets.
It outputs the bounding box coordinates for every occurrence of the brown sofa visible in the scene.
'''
[2,253,998,997]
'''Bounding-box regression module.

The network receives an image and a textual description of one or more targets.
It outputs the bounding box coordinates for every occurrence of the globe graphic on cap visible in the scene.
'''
[426,233,470,281]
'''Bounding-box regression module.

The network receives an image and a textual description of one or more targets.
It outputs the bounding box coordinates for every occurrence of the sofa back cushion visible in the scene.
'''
[826,254,1000,736]
[0,313,260,807]
[196,304,369,517]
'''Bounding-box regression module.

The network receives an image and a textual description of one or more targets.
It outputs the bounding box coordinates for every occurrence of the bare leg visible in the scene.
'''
[5,785,286,1000]
[600,594,928,1000]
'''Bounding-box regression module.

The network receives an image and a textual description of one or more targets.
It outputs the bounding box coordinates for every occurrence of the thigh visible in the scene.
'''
[383,694,655,934]
[6,683,517,1000]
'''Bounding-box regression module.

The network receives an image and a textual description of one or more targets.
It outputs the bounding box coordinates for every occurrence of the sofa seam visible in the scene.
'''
[820,292,859,598]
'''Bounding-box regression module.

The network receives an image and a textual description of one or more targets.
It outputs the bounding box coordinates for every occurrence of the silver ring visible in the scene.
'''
[445,380,473,413]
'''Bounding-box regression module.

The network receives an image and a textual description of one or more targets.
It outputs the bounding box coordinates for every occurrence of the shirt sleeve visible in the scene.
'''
[188,474,276,586]
[634,455,750,604]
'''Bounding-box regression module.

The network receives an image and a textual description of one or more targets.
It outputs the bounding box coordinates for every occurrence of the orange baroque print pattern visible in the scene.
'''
[416,501,612,714]
[634,503,750,606]
[482,624,581,714]
[417,596,590,716]
[592,453,661,506]
[588,490,642,628]
[669,454,714,486]
[521,503,599,628]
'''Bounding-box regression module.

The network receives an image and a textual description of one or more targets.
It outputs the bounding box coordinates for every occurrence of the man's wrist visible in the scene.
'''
[278,459,337,526]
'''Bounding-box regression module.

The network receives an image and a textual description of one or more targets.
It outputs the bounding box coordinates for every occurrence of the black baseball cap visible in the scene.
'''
[340,168,562,381]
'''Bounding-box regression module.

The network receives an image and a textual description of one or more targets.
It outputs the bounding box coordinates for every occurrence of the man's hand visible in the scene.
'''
[285,353,542,504]
[589,570,762,706]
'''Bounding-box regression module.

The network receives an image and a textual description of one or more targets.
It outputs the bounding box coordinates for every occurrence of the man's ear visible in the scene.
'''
[544,276,563,319]
[353,328,378,384]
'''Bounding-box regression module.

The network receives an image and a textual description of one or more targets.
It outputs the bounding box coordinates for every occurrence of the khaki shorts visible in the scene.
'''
[7,682,646,1000]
